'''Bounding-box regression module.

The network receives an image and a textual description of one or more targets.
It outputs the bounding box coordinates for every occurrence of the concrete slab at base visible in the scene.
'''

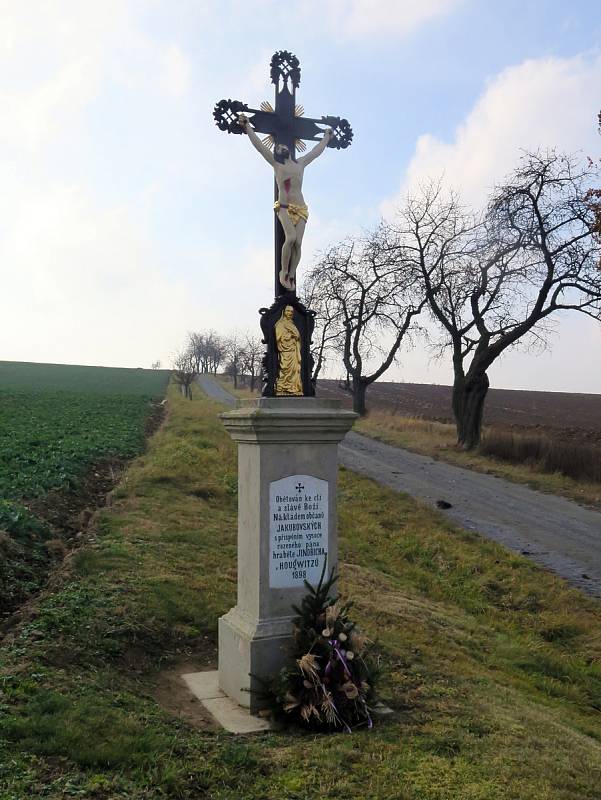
[181,670,224,701]
[203,696,272,734]
[181,671,272,734]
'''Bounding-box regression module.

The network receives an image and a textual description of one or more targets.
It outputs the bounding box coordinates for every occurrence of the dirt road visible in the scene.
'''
[198,376,601,597]
[339,432,601,596]
[197,374,239,406]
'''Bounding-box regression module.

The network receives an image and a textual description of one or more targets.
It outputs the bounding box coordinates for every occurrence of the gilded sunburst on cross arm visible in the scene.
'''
[260,101,308,151]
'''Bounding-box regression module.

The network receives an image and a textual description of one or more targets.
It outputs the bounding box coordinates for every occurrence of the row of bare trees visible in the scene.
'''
[304,149,601,449]
[172,330,264,398]
[188,330,226,375]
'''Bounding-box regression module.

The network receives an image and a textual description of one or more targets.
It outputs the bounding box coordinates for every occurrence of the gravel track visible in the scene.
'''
[198,376,601,597]
[197,374,237,406]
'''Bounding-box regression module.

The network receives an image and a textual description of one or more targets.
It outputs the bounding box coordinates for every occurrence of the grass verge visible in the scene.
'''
[479,428,601,483]
[2,385,600,799]
[215,375,259,401]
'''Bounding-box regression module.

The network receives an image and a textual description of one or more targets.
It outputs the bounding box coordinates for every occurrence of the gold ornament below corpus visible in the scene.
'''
[275,306,303,396]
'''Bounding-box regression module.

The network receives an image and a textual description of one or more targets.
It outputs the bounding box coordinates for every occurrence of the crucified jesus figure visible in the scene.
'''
[238,113,333,292]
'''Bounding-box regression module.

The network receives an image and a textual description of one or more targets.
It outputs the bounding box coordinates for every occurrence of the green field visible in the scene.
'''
[0,361,169,613]
[0,361,170,395]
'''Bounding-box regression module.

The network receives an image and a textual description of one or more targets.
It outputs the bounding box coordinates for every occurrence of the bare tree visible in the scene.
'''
[587,110,601,266]
[400,151,601,449]
[151,359,162,370]
[302,271,341,383]
[206,330,226,375]
[241,333,263,392]
[188,332,204,374]
[307,225,426,415]
[172,349,197,400]
[224,333,245,390]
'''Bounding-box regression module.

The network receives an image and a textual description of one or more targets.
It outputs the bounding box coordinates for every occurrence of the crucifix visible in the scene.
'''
[213,50,353,297]
[213,50,353,396]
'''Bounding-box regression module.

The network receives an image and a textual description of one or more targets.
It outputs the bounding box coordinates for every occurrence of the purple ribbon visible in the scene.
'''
[329,639,354,680]
[328,638,373,731]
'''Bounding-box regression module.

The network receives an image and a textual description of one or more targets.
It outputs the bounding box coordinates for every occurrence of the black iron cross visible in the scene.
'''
[213,51,353,299]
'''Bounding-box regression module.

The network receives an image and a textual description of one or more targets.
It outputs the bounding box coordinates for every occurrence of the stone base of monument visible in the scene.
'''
[218,397,356,716]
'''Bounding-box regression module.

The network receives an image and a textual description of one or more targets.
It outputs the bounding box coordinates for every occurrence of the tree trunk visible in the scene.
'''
[452,371,489,449]
[352,378,368,416]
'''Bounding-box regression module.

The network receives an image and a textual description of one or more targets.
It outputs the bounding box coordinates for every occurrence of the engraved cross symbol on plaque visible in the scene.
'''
[213,50,353,299]
[295,482,305,493]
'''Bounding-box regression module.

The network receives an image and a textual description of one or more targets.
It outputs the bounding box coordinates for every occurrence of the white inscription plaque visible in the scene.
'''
[269,474,329,589]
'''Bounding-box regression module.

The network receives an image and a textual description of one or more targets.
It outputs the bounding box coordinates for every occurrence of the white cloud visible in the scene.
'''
[0,2,207,367]
[387,53,601,210]
[1,58,96,153]
[379,53,601,392]
[0,2,125,155]
[160,44,192,97]
[242,48,278,95]
[0,2,196,154]
[0,181,201,368]
[325,0,463,39]
[0,8,277,370]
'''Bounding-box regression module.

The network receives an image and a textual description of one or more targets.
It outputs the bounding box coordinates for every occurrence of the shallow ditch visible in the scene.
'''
[0,401,165,632]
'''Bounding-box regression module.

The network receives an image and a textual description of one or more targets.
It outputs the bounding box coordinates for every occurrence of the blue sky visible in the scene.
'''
[1,1,600,391]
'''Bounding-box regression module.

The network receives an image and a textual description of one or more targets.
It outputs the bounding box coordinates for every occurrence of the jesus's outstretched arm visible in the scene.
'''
[297,128,333,167]
[238,114,275,166]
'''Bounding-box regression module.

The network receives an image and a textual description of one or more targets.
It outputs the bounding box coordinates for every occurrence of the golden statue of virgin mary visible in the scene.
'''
[275,306,303,396]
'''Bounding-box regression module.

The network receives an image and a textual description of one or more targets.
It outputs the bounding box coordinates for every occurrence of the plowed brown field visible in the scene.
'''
[316,379,601,447]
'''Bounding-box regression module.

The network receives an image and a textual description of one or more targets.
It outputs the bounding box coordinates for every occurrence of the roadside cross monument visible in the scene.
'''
[188,52,356,727]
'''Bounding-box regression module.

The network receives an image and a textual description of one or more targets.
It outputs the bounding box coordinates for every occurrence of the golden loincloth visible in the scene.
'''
[274,201,309,226]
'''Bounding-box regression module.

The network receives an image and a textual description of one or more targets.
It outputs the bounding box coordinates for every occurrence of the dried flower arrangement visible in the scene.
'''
[267,567,379,732]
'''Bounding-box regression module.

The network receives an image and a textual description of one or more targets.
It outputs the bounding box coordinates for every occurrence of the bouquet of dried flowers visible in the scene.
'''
[268,567,378,732]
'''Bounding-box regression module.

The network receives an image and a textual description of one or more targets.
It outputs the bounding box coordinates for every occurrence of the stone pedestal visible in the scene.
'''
[219,397,356,712]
